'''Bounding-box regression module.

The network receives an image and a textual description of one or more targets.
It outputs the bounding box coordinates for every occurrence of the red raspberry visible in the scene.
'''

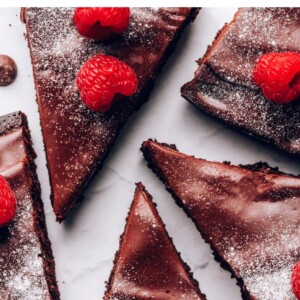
[74,8,130,40]
[292,261,300,299]
[253,52,300,104]
[0,175,17,227]
[76,54,138,112]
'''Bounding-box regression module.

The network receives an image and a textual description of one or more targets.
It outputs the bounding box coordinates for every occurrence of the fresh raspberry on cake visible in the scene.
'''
[292,261,300,299]
[253,52,300,104]
[74,8,130,40]
[76,54,138,112]
[0,175,17,227]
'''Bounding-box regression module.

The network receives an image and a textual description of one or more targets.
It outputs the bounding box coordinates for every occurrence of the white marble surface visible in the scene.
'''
[0,7,299,300]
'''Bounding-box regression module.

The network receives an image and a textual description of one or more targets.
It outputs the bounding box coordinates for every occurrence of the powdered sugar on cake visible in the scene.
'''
[106,184,203,299]
[183,8,300,155]
[27,7,165,70]
[0,164,49,299]
[225,221,298,299]
[208,8,299,88]
[24,7,194,219]
[143,141,300,300]
[182,159,300,300]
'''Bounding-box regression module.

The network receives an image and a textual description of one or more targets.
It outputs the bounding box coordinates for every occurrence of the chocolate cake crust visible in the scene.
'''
[0,112,60,300]
[23,7,199,221]
[142,139,300,300]
[105,182,206,300]
[181,8,300,156]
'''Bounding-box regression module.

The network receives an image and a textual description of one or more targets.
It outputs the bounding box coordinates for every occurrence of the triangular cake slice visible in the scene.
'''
[0,112,60,299]
[104,183,205,300]
[22,8,199,221]
[142,140,300,300]
[181,8,300,155]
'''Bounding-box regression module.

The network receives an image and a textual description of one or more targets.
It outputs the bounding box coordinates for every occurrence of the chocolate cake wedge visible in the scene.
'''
[22,7,199,221]
[104,182,205,300]
[0,112,60,299]
[142,139,300,300]
[181,8,300,155]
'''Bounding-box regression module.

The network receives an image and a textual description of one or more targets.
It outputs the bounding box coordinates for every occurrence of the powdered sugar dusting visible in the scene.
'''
[27,7,171,69]
[196,81,300,154]
[209,8,300,88]
[147,142,300,300]
[184,8,300,155]
[25,7,193,217]
[0,127,51,299]
[0,163,50,299]
[225,221,299,300]
[107,185,203,299]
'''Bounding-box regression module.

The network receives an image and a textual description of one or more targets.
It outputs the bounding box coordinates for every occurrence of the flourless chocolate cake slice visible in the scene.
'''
[142,140,300,300]
[182,8,300,155]
[22,7,199,221]
[104,183,205,300]
[0,112,59,299]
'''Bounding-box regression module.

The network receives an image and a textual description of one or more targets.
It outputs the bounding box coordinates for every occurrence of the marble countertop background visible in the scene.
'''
[0,7,299,300]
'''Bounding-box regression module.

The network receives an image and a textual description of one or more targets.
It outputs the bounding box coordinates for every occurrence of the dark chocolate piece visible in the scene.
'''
[141,139,300,300]
[0,112,60,299]
[104,182,206,300]
[22,7,199,221]
[0,55,17,86]
[181,8,300,155]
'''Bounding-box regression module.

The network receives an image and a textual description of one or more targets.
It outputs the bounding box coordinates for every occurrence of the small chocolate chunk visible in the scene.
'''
[0,55,17,86]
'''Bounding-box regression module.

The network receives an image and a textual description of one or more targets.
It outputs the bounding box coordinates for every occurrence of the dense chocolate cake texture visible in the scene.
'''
[104,183,206,300]
[142,139,300,300]
[23,7,199,221]
[182,8,300,155]
[0,112,60,299]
